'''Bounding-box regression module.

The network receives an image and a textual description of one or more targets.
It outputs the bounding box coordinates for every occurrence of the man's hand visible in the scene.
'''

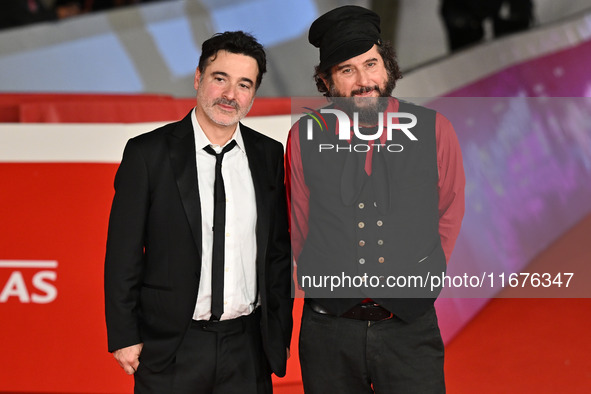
[113,343,144,375]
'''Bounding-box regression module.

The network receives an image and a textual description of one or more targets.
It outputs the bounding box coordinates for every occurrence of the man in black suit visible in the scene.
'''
[104,31,292,393]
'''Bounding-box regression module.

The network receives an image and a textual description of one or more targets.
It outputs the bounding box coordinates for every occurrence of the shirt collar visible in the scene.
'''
[191,108,246,153]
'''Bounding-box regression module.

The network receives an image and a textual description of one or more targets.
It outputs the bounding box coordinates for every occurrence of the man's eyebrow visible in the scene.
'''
[212,71,229,78]
[336,63,352,71]
[211,71,254,86]
[239,77,254,86]
[335,58,379,71]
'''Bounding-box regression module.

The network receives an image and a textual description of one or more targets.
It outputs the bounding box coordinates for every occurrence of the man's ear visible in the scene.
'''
[320,74,330,91]
[194,67,201,91]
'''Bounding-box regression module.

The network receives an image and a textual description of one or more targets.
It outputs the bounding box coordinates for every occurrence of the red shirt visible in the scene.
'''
[286,98,465,263]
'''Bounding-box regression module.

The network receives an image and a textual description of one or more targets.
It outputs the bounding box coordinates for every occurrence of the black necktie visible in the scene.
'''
[203,140,237,321]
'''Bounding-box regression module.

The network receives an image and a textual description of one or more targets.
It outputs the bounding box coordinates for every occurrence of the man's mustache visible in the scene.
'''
[351,85,380,96]
[214,98,239,110]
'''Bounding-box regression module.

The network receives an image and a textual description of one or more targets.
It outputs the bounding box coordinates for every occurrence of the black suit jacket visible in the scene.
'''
[104,111,292,376]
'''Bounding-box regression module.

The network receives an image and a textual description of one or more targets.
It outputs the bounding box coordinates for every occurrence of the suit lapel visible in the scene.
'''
[167,112,202,259]
[166,118,271,275]
[241,124,271,271]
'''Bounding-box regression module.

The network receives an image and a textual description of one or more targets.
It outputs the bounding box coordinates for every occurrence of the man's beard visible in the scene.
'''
[327,75,395,125]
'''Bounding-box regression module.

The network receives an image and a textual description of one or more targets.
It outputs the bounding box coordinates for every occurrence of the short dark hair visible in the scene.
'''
[198,31,267,90]
[313,40,402,96]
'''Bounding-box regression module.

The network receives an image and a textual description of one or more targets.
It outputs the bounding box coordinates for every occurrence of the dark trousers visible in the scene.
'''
[134,309,272,394]
[299,302,445,393]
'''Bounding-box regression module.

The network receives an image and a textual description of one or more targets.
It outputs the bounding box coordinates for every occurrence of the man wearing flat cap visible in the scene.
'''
[286,5,465,393]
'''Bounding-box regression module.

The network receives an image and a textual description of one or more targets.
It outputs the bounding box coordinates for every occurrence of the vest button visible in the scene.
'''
[376,220,383,227]
[378,257,385,263]
[358,202,365,209]
[359,258,366,265]
[377,239,384,246]
[359,240,365,247]
[358,222,365,228]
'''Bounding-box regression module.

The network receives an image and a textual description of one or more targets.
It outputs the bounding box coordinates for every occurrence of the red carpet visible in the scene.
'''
[5,211,589,393]
[445,213,591,393]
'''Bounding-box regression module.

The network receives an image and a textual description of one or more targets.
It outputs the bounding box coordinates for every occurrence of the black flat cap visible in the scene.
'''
[309,5,382,71]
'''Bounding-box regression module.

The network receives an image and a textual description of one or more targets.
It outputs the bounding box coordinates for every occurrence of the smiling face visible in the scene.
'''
[194,50,258,130]
[322,44,394,125]
[323,44,390,105]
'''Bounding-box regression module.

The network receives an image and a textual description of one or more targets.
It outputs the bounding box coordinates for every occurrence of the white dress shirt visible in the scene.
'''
[191,109,258,321]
